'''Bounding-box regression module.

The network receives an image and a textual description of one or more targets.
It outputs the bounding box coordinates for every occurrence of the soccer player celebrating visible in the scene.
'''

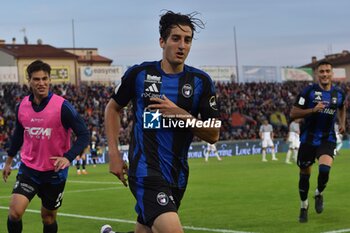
[2,60,89,233]
[104,11,220,233]
[290,61,346,223]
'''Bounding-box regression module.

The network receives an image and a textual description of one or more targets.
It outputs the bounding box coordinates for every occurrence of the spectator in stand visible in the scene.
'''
[3,80,350,144]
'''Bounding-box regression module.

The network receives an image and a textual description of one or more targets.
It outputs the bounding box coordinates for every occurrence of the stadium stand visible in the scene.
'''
[0,81,349,148]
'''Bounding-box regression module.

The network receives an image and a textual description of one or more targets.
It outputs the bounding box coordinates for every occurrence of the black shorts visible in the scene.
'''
[13,174,66,210]
[91,151,98,157]
[129,176,186,228]
[297,142,335,169]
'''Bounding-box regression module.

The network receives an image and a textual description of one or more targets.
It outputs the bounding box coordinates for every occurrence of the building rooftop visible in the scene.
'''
[0,44,78,59]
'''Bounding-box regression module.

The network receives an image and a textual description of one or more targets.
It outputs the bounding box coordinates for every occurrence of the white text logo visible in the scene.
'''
[24,127,52,139]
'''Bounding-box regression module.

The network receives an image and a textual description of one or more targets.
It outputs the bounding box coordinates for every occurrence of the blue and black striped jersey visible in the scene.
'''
[111,61,219,188]
[294,83,345,146]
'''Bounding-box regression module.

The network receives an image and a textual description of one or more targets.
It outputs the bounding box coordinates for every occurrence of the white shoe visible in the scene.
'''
[262,159,268,162]
[101,224,115,233]
[272,158,278,161]
[285,161,292,164]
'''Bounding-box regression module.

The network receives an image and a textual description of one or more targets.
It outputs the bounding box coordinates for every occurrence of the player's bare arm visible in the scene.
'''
[338,104,346,133]
[2,156,14,182]
[50,156,71,172]
[290,102,326,120]
[104,99,128,187]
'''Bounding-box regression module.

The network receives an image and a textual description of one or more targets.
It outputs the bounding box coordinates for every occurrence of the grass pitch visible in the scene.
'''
[1,150,350,233]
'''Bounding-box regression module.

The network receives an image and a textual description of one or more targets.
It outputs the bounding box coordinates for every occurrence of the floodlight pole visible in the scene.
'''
[233,26,239,83]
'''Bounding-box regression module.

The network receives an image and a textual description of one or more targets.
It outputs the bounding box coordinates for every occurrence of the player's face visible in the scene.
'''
[160,25,193,68]
[29,70,50,101]
[317,64,333,88]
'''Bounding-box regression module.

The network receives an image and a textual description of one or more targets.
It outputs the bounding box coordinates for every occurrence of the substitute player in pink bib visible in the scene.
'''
[2,60,89,233]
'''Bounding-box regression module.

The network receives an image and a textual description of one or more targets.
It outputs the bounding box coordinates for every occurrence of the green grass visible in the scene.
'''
[1,150,350,233]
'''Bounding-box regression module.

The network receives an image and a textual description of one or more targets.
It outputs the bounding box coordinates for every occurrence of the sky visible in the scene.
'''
[1,0,350,68]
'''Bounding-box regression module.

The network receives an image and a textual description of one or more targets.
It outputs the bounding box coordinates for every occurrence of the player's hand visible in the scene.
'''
[149,95,189,118]
[109,150,128,187]
[50,157,71,172]
[2,164,11,183]
[313,102,326,113]
[339,125,346,134]
[149,95,177,109]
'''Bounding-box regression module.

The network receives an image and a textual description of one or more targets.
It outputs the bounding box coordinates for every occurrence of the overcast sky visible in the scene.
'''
[1,0,349,67]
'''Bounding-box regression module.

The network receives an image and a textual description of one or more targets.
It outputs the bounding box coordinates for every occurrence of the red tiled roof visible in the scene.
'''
[0,44,78,59]
[77,55,113,63]
[302,51,350,68]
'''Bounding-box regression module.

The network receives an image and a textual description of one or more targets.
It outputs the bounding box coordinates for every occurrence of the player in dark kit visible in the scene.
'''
[104,11,220,233]
[290,61,346,223]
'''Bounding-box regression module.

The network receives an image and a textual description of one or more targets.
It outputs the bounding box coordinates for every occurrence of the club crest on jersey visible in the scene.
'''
[156,192,169,206]
[332,97,337,104]
[182,84,193,98]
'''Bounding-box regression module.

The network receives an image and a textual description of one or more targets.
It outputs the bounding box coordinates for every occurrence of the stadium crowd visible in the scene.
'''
[1,81,349,149]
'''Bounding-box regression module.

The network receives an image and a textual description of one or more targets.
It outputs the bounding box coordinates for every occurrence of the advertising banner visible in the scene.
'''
[200,66,236,82]
[0,140,287,169]
[0,66,18,83]
[80,66,123,83]
[242,66,279,82]
[281,68,313,81]
[333,68,346,81]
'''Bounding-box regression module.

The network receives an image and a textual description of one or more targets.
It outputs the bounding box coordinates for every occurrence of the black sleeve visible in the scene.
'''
[61,100,90,162]
[338,89,346,109]
[111,65,138,107]
[7,104,24,157]
[198,76,219,120]
[294,86,313,109]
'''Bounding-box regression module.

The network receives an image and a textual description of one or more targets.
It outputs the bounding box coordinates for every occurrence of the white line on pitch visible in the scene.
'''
[0,206,256,233]
[64,187,123,193]
[322,229,350,233]
[67,180,121,185]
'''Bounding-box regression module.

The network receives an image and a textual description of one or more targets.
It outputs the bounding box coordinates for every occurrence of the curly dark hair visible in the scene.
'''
[159,10,205,41]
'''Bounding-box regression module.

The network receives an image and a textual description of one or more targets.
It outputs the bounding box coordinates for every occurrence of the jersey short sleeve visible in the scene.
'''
[111,65,138,107]
[197,73,219,120]
[294,85,313,109]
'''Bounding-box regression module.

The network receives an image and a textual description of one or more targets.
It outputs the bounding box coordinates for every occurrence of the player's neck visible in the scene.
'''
[161,60,184,74]
[318,83,331,91]
[33,94,47,105]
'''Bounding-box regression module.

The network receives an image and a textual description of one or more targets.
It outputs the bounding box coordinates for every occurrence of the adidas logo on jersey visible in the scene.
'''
[145,83,159,93]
